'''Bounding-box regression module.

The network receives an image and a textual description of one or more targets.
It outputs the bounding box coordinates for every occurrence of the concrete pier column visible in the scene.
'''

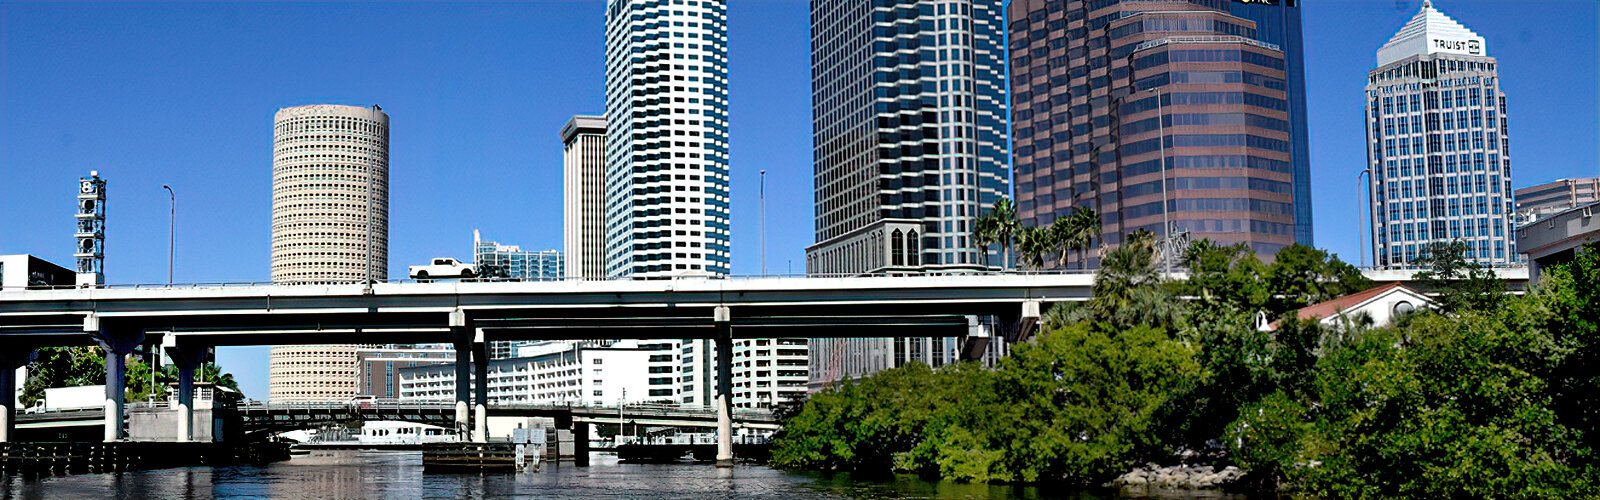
[573,421,590,467]
[713,306,734,467]
[450,311,471,440]
[164,337,207,442]
[471,333,489,443]
[0,348,35,443]
[92,316,144,442]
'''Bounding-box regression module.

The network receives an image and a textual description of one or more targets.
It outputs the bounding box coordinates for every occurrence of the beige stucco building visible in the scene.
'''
[268,104,390,403]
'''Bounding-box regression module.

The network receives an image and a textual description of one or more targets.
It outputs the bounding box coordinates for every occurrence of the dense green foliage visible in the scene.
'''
[773,235,1600,496]
[21,346,243,406]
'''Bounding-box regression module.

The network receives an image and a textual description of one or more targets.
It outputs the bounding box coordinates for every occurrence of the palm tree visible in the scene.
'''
[1048,215,1075,269]
[1015,225,1054,270]
[1068,207,1100,269]
[988,198,1020,269]
[973,214,998,268]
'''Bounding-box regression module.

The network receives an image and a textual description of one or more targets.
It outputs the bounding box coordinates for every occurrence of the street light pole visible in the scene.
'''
[760,169,767,276]
[1357,168,1372,268]
[1151,87,1172,278]
[163,185,175,285]
[155,184,175,404]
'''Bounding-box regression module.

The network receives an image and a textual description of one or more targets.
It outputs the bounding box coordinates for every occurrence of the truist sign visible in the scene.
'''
[1429,37,1484,56]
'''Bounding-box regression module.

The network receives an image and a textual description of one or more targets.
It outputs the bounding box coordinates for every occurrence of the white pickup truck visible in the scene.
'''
[408,258,477,280]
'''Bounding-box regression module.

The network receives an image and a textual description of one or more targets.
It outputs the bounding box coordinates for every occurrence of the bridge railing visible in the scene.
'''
[0,268,1100,292]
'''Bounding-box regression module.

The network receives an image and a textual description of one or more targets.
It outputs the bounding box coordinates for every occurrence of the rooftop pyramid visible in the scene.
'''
[1377,0,1487,67]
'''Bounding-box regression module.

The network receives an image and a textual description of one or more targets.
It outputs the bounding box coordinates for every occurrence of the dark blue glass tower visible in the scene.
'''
[1229,0,1313,246]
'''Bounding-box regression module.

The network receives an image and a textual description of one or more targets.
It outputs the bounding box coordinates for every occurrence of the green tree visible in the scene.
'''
[973,198,1020,269]
[1014,225,1053,270]
[1263,244,1371,316]
[1226,391,1310,490]
[1298,312,1593,497]
[977,323,1200,484]
[1528,243,1600,458]
[20,346,105,407]
[1413,240,1506,314]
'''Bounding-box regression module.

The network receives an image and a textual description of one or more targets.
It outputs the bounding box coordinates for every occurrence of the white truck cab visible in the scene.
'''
[408,258,477,280]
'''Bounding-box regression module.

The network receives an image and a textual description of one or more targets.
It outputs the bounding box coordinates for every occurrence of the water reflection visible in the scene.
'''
[0,450,1146,499]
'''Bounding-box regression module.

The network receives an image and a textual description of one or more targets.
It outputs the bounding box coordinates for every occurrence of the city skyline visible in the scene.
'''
[2,0,1595,398]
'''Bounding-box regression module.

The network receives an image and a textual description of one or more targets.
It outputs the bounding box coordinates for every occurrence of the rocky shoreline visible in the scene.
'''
[1110,463,1246,490]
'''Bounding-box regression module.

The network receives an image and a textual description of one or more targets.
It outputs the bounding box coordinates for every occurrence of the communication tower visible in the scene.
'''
[75,171,106,287]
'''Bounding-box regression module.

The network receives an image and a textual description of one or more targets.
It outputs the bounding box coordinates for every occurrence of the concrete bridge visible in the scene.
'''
[15,401,779,440]
[0,273,1090,464]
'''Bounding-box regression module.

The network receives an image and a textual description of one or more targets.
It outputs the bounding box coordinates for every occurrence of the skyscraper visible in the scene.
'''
[268,104,389,403]
[602,0,731,279]
[603,0,731,406]
[805,0,1009,388]
[805,0,1009,275]
[561,115,607,279]
[1009,0,1305,263]
[1228,0,1313,246]
[1365,1,1516,268]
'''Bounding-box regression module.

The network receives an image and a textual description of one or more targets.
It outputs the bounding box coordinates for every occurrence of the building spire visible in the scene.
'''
[1421,0,1432,10]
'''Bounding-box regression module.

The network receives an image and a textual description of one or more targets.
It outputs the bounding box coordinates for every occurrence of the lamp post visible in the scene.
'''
[1148,87,1173,278]
[760,169,767,276]
[1357,168,1373,268]
[162,185,175,285]
[154,184,175,403]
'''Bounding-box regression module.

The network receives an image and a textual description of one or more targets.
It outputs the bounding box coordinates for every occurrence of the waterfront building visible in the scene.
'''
[1008,0,1307,263]
[602,0,732,278]
[805,0,1009,275]
[803,0,1008,389]
[1516,178,1599,222]
[268,104,390,403]
[397,340,660,407]
[354,345,455,399]
[1365,1,1517,268]
[561,115,607,279]
[471,231,565,359]
[731,338,808,409]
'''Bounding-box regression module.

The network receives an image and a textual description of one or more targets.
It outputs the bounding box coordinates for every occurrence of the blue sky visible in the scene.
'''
[1,0,1594,398]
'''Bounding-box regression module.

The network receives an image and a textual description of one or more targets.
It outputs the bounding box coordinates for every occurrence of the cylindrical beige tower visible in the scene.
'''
[269,104,389,403]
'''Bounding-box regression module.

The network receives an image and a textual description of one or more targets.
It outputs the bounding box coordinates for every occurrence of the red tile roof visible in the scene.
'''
[1294,282,1408,322]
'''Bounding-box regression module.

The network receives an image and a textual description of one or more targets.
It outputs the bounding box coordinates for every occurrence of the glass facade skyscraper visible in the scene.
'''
[805,0,1010,275]
[1228,0,1312,246]
[1365,0,1516,268]
[805,0,1010,389]
[1008,0,1308,264]
[603,0,732,278]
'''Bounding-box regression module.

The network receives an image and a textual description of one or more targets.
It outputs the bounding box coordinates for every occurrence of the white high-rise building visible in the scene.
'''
[1365,1,1517,268]
[602,0,731,278]
[562,115,607,279]
[269,104,390,403]
[603,0,733,407]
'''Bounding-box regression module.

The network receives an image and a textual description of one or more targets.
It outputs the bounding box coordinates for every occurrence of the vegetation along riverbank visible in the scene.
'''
[772,236,1600,498]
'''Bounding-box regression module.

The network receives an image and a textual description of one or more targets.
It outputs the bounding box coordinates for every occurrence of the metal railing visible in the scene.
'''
[0,268,1097,292]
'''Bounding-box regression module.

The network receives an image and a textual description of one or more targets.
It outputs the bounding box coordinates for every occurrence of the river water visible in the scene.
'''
[1,450,1095,499]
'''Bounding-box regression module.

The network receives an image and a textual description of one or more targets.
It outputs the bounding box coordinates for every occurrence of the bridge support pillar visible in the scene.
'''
[164,337,208,442]
[714,306,734,467]
[0,348,36,443]
[91,316,143,442]
[573,421,590,467]
[451,313,472,441]
[472,336,489,443]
